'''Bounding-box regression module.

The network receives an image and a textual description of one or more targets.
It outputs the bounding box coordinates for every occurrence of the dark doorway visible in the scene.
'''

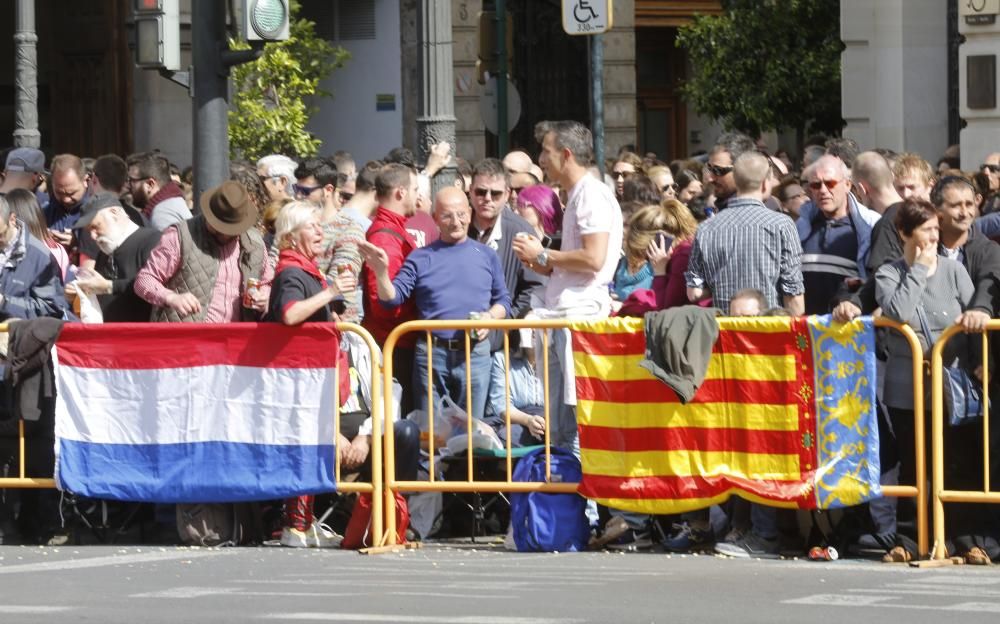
[635,27,687,162]
[33,0,133,156]
[486,0,590,158]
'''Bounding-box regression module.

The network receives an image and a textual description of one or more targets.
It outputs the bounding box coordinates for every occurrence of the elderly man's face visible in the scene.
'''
[808,164,849,218]
[434,195,472,244]
[258,166,288,201]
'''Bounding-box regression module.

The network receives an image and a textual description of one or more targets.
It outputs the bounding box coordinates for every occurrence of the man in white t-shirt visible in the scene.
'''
[513,120,623,455]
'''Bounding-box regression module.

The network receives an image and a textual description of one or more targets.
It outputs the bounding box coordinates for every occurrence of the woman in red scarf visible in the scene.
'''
[267,201,356,548]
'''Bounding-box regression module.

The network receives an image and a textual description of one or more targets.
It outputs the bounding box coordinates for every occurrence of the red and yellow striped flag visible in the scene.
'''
[571,315,880,514]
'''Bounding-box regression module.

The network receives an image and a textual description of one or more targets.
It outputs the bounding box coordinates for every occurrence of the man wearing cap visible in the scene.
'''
[0,195,66,321]
[0,148,47,198]
[134,181,272,322]
[68,193,161,322]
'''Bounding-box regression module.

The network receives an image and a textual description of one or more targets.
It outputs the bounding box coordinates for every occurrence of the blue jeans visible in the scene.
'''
[414,337,492,420]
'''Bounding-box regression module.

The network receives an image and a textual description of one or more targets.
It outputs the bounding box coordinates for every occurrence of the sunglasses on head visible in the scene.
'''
[705,163,734,177]
[473,187,505,200]
[808,179,841,191]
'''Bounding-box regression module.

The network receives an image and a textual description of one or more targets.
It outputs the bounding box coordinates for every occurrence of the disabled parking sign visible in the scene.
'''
[562,0,613,36]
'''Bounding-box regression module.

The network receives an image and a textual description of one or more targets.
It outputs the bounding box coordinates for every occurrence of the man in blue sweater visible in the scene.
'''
[359,186,511,419]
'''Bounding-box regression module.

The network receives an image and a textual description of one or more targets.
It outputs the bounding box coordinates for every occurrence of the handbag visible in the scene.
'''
[915,305,986,427]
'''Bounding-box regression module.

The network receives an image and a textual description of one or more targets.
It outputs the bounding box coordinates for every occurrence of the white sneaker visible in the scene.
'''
[280,524,343,548]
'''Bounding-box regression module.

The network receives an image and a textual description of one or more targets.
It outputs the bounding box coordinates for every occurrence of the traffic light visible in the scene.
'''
[242,0,291,42]
[476,10,513,85]
[133,0,180,70]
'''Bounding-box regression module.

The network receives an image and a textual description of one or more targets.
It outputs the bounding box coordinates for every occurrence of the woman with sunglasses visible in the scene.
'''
[647,166,678,202]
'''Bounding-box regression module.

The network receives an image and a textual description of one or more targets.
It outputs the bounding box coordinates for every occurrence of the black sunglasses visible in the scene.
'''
[982,164,1000,173]
[473,187,505,200]
[705,163,734,177]
[661,183,679,194]
[294,183,323,196]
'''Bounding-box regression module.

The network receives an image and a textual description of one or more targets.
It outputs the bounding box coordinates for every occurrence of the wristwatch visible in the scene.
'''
[535,249,549,268]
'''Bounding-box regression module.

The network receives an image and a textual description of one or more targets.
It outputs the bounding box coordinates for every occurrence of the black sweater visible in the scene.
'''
[97,227,162,322]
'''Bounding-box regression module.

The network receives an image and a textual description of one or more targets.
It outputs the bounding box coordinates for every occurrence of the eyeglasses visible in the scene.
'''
[339,191,354,203]
[982,164,1000,173]
[612,170,635,180]
[473,187,505,201]
[128,176,148,187]
[294,183,323,196]
[808,179,842,191]
[705,163,734,177]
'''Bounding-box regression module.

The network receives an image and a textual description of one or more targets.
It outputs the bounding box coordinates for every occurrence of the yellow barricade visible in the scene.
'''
[381,317,928,554]
[0,321,383,545]
[930,323,999,560]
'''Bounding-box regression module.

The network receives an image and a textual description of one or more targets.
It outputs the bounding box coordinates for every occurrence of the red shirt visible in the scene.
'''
[362,206,419,346]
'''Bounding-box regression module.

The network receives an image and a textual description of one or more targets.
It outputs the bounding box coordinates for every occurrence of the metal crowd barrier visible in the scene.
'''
[380,317,928,554]
[334,323,384,545]
[930,323,999,560]
[0,321,384,546]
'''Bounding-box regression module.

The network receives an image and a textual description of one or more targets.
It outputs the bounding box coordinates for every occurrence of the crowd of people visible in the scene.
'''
[0,124,999,562]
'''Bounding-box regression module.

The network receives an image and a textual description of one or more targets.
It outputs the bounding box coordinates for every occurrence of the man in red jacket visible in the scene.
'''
[362,163,421,415]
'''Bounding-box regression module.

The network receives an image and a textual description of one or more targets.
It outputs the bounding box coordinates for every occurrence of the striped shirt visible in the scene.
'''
[685,197,804,312]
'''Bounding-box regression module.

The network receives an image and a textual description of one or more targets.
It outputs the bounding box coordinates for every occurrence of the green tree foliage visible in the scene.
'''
[229,4,350,161]
[676,0,843,145]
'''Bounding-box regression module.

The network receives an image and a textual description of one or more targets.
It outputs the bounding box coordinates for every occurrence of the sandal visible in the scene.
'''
[882,545,912,563]
[964,546,991,566]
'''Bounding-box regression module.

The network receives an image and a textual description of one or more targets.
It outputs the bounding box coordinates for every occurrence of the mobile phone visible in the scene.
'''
[656,232,673,249]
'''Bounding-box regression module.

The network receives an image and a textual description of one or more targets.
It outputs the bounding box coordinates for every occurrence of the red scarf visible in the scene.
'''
[143,181,185,219]
[275,248,325,285]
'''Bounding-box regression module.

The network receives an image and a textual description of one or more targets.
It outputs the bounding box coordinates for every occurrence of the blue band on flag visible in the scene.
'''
[57,440,337,503]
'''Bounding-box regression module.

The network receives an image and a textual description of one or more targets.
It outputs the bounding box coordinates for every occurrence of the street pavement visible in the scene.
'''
[0,542,999,623]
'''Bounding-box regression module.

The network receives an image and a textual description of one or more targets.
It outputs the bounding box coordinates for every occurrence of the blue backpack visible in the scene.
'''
[510,447,590,552]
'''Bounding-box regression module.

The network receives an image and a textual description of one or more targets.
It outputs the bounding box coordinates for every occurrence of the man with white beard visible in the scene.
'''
[69,193,161,322]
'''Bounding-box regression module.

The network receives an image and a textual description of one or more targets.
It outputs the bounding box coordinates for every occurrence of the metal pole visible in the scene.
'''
[590,33,604,170]
[191,1,231,204]
[13,0,40,148]
[416,0,458,195]
[495,0,508,157]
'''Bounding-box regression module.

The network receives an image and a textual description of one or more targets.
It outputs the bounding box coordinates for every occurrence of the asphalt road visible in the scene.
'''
[0,543,998,623]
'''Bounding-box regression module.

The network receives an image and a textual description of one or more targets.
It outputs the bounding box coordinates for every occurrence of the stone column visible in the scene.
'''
[417,0,458,193]
[13,0,41,148]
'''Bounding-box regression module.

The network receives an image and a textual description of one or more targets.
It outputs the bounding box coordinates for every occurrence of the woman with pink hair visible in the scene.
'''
[513,184,561,249]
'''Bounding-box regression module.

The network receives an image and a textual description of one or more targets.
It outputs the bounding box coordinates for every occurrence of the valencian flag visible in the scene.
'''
[571,315,881,514]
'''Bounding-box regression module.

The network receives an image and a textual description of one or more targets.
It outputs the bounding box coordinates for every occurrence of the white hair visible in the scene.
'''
[257,154,298,196]
[803,154,851,182]
[274,200,319,249]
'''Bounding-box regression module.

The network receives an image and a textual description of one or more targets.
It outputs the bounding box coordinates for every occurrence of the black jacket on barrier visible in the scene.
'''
[1,318,64,424]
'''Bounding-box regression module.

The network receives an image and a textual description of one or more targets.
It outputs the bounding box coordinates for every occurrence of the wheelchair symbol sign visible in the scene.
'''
[562,0,612,36]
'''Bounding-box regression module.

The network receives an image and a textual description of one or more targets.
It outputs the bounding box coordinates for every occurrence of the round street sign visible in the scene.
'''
[480,77,521,135]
